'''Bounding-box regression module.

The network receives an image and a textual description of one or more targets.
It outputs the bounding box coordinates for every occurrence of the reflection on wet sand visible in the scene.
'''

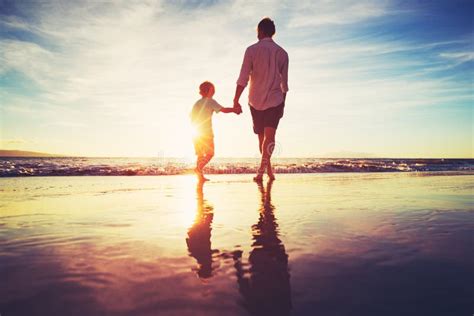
[185,179,292,314]
[186,180,216,279]
[233,180,292,315]
[2,174,473,315]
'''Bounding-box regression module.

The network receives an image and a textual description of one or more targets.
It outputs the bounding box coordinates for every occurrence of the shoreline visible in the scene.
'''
[1,169,474,178]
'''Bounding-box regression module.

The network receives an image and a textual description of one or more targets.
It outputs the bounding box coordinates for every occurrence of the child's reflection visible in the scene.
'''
[186,180,215,279]
[233,180,292,315]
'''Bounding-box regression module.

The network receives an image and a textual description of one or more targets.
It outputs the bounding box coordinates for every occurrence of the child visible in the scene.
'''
[190,81,241,181]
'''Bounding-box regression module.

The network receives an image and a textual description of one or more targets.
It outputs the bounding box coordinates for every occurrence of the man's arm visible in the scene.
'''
[280,51,289,103]
[233,85,245,111]
[234,47,252,112]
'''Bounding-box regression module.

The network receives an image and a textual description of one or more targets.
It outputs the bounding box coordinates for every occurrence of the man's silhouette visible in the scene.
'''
[233,18,289,181]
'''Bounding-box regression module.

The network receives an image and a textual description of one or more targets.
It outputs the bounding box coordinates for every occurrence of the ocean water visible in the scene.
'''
[1,157,473,176]
[0,173,473,315]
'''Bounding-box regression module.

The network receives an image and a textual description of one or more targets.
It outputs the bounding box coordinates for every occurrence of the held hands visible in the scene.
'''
[233,100,242,115]
[234,106,242,115]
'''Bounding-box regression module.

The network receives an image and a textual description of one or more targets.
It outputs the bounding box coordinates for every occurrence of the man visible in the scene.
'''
[233,17,289,181]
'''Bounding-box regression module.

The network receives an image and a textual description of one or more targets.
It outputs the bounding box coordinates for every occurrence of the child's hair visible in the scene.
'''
[199,81,214,96]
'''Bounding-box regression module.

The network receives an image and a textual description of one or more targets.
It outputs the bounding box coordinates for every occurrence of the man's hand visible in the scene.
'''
[234,106,242,115]
[233,100,242,114]
[233,85,245,115]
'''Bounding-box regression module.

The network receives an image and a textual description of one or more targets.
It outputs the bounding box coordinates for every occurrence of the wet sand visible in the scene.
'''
[1,173,473,315]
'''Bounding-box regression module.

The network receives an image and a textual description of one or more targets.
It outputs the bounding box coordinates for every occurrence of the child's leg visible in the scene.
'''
[195,154,212,181]
[195,155,204,173]
[194,138,204,174]
[198,138,214,176]
[198,153,213,171]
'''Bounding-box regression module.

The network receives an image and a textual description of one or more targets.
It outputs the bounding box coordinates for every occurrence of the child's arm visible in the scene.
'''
[211,99,241,114]
[220,107,240,114]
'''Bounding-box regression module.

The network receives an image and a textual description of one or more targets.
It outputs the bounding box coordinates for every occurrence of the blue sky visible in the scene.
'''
[0,0,472,157]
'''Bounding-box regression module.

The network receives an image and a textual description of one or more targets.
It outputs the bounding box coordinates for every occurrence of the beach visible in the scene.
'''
[1,172,473,315]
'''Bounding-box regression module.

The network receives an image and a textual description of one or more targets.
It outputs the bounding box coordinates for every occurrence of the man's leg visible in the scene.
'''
[258,132,274,179]
[267,160,275,180]
[258,133,264,154]
[255,127,276,181]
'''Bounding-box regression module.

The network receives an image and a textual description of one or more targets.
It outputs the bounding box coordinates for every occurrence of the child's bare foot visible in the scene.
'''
[195,170,209,181]
[194,168,205,179]
[197,174,209,181]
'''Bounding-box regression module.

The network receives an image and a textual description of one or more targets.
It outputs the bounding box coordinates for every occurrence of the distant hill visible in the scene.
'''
[0,150,63,157]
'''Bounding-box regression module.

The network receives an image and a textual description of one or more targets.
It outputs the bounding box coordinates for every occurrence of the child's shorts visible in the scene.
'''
[194,136,214,156]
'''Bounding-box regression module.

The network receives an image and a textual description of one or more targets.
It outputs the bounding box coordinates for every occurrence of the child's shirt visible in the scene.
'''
[190,97,223,138]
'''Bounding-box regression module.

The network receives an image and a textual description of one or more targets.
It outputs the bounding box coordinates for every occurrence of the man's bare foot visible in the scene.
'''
[253,174,264,182]
[268,173,276,181]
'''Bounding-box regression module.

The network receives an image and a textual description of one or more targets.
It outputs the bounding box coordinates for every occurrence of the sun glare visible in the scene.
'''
[189,123,200,140]
[175,122,200,161]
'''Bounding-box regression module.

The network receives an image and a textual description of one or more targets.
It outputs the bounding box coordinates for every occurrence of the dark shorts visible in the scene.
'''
[193,136,214,157]
[250,103,285,134]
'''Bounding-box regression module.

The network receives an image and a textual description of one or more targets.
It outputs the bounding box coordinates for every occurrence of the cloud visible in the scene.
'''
[0,14,34,31]
[1,139,28,144]
[1,0,469,113]
[287,0,391,28]
[0,39,57,85]
[439,51,474,63]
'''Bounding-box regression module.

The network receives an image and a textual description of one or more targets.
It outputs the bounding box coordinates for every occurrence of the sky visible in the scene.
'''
[0,0,472,158]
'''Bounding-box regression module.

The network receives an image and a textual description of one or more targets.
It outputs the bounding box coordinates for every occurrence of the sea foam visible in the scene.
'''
[0,158,472,177]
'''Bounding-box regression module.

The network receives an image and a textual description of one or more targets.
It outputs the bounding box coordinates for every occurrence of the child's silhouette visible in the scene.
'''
[190,81,241,181]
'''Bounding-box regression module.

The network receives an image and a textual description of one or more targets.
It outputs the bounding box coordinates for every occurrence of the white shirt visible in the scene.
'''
[237,38,289,111]
[190,97,223,137]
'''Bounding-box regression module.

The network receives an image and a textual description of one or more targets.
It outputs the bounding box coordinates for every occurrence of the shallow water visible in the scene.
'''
[0,173,473,315]
[1,157,473,176]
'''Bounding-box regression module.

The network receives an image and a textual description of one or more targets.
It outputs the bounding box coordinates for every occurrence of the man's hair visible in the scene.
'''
[199,81,214,95]
[257,17,275,37]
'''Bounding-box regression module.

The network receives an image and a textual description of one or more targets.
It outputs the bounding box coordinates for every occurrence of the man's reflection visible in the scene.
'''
[233,180,292,315]
[186,180,215,279]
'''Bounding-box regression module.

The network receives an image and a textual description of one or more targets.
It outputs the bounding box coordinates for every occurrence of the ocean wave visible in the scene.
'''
[0,158,472,177]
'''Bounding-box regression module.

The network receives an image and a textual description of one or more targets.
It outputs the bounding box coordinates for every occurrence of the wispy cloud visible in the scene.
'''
[439,51,474,63]
[1,138,30,145]
[287,0,391,28]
